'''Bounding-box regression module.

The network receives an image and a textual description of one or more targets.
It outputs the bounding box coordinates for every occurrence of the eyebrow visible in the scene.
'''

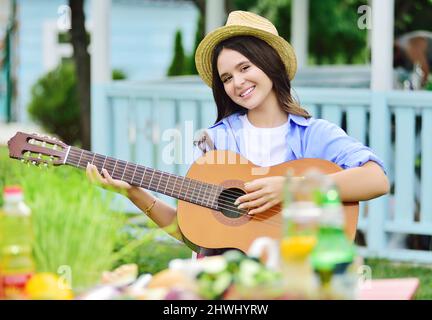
[219,60,250,78]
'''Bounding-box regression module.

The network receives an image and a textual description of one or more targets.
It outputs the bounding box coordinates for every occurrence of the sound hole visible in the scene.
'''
[218,188,246,219]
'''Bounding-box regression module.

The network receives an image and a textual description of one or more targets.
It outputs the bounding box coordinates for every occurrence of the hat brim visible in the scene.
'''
[195,25,297,87]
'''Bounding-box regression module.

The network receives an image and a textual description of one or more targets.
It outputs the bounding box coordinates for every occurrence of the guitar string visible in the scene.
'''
[66,151,283,217]
[66,150,285,220]
[64,157,281,227]
[66,151,284,225]
[66,148,278,203]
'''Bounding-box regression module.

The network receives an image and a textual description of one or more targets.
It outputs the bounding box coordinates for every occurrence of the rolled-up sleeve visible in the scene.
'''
[305,119,386,173]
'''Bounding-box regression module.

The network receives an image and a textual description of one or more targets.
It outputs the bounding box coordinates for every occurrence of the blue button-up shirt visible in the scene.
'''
[193,112,385,172]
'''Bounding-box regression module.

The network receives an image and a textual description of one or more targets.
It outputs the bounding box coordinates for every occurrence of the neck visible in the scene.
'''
[247,92,288,128]
[65,146,221,210]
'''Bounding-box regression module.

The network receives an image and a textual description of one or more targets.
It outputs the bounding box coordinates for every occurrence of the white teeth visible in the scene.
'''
[240,86,255,97]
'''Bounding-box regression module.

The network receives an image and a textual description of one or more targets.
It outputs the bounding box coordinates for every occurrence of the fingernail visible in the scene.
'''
[234,200,239,205]
[238,204,244,209]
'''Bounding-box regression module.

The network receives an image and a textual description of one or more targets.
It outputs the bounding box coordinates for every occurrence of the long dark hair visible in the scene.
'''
[211,36,310,123]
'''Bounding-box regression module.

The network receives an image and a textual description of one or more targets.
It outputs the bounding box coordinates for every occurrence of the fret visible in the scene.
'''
[148,170,156,189]
[83,151,93,168]
[118,161,127,180]
[155,171,164,192]
[184,178,190,202]
[130,164,138,185]
[91,153,96,165]
[102,156,107,170]
[203,184,209,207]
[77,150,84,167]
[111,159,118,178]
[164,174,171,196]
[139,167,147,187]
[121,161,128,180]
[179,177,185,201]
[190,180,197,204]
[196,182,204,206]
[95,154,105,170]
[171,176,177,198]
[213,187,221,209]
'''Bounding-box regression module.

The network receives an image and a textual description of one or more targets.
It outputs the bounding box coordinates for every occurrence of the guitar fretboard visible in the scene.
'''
[65,147,222,209]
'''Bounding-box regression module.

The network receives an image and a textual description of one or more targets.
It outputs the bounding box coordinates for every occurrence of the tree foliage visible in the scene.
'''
[229,0,432,65]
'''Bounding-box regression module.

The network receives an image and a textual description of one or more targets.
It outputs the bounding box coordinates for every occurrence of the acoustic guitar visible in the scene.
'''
[8,132,358,253]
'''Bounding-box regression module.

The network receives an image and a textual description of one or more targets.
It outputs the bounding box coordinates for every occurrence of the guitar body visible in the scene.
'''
[178,150,358,253]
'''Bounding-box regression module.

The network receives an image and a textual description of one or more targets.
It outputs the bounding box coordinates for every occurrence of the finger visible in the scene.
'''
[91,165,108,185]
[238,195,269,210]
[244,179,264,192]
[235,189,266,205]
[248,199,279,216]
[86,163,95,182]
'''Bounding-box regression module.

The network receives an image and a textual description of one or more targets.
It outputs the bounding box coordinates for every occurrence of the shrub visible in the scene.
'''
[167,29,187,76]
[27,63,128,147]
[28,62,80,146]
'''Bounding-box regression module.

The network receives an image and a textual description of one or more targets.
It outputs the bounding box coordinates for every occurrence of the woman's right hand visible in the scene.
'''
[86,163,132,193]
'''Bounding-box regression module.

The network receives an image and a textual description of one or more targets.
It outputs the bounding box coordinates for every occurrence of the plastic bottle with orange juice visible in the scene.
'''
[0,186,35,299]
[279,171,323,299]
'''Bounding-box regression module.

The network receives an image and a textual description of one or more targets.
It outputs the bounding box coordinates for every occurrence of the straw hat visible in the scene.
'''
[195,11,297,88]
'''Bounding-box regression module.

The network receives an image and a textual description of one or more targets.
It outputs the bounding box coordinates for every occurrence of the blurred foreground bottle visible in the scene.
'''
[279,171,323,299]
[310,181,359,299]
[0,186,35,299]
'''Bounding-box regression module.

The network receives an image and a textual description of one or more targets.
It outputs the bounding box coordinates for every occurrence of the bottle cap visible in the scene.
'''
[3,185,24,202]
[4,186,23,195]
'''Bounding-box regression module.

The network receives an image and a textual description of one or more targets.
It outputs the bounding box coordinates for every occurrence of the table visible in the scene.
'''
[357,278,420,300]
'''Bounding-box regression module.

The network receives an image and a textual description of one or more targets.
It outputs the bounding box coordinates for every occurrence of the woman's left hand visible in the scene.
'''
[234,176,285,215]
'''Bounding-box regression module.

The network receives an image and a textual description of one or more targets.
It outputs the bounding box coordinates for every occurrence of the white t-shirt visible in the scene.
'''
[239,114,288,166]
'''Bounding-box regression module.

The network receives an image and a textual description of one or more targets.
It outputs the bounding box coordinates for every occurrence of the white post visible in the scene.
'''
[91,0,111,84]
[90,0,111,153]
[205,0,225,34]
[291,0,309,68]
[371,0,394,90]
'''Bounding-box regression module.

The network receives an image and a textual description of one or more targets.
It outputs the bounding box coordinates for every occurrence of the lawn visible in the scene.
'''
[365,258,432,300]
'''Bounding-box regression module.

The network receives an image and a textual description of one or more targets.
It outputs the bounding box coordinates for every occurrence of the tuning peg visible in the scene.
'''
[42,141,46,147]
[53,145,57,150]
[32,161,36,166]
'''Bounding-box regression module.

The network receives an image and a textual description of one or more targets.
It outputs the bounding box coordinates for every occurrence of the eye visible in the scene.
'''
[241,65,250,71]
[222,75,232,83]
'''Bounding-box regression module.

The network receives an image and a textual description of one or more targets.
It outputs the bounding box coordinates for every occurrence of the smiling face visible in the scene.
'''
[217,48,276,111]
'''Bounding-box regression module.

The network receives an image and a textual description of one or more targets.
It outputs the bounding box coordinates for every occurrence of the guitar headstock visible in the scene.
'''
[7,132,69,166]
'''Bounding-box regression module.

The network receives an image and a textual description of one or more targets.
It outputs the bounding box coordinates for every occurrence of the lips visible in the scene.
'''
[239,86,255,98]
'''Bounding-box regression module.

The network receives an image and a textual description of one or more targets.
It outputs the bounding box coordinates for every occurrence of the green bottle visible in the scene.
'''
[310,184,357,299]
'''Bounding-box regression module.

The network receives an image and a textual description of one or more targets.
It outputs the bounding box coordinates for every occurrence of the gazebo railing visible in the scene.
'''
[92,81,432,263]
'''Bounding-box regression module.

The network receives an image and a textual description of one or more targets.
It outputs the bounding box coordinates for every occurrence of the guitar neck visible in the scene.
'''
[65,146,220,210]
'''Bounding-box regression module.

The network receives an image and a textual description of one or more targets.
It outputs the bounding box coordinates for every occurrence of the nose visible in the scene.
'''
[233,74,246,88]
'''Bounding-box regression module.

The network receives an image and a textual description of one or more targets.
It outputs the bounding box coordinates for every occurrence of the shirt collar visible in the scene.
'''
[288,114,312,127]
[211,112,312,129]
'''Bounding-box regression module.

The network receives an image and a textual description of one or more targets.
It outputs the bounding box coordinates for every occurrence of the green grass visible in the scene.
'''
[365,258,432,300]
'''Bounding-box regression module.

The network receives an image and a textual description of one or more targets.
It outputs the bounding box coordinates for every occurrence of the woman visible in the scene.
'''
[87,11,389,250]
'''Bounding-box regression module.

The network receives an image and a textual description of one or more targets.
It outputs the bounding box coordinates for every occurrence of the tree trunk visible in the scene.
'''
[69,0,91,149]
